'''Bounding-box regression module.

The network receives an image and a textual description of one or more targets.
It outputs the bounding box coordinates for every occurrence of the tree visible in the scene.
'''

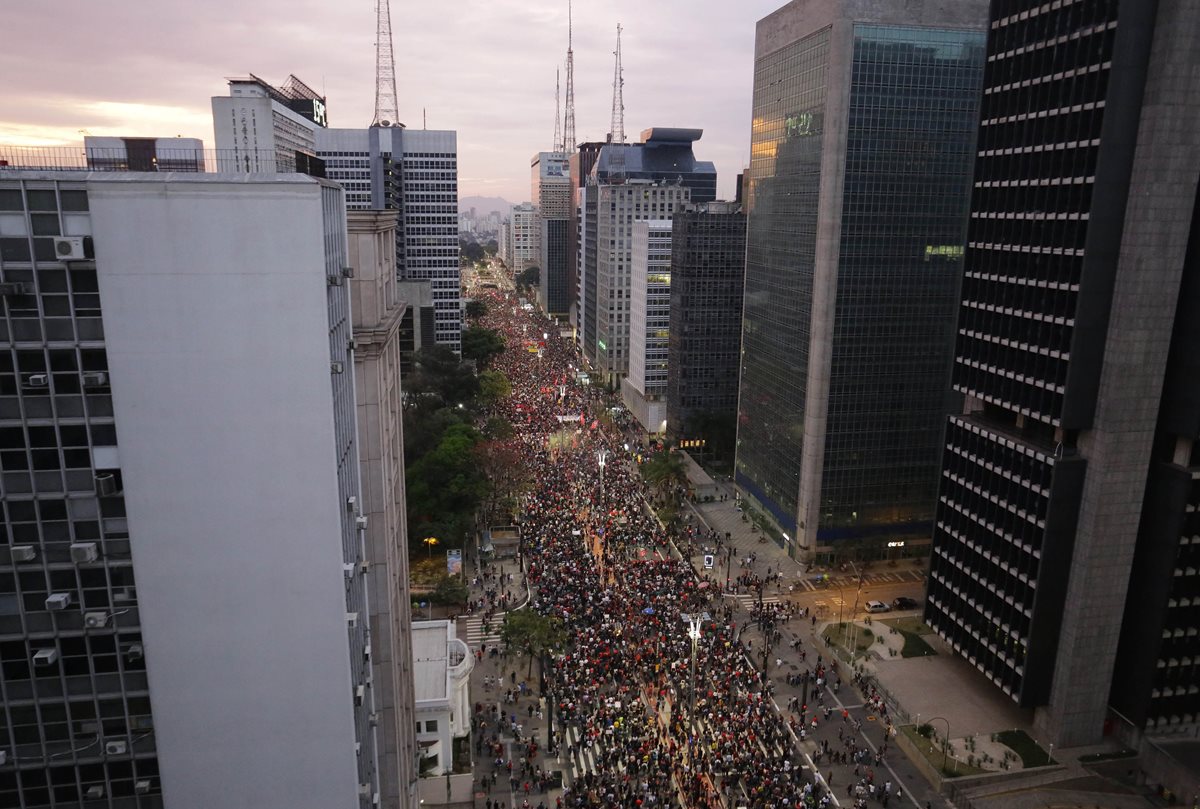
[465,299,488,320]
[461,325,506,369]
[477,369,512,406]
[406,423,487,552]
[474,438,532,521]
[516,266,540,288]
[430,574,468,607]
[460,239,485,263]
[407,346,479,407]
[641,449,689,504]
[485,239,498,256]
[484,416,516,440]
[501,608,569,676]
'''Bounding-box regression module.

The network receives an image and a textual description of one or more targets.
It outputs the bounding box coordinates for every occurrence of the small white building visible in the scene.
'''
[412,620,473,777]
[622,219,674,434]
[510,202,539,272]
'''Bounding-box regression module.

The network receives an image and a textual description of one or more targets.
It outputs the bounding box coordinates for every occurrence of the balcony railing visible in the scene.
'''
[0,146,326,178]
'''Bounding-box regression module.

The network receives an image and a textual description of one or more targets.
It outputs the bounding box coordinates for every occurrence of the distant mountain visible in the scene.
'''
[460,196,514,217]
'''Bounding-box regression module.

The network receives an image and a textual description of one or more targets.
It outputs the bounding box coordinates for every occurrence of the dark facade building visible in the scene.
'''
[666,202,746,462]
[735,0,987,560]
[925,0,1200,747]
[569,142,605,334]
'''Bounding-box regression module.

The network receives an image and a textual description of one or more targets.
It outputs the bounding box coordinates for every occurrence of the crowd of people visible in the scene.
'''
[470,282,901,809]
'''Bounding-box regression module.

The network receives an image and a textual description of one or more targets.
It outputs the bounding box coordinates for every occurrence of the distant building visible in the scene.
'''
[531,151,571,317]
[924,0,1200,749]
[498,218,511,271]
[347,210,420,809]
[666,202,746,461]
[509,202,538,273]
[622,220,673,433]
[211,74,327,173]
[84,136,206,172]
[735,0,987,560]
[317,126,462,353]
[0,170,377,808]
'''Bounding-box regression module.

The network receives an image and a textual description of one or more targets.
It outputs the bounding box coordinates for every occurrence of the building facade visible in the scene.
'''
[508,203,538,274]
[316,127,461,353]
[531,152,571,317]
[665,202,746,461]
[925,0,1200,747]
[83,138,206,173]
[346,211,419,809]
[622,220,673,433]
[211,74,327,173]
[0,171,378,808]
[569,142,606,333]
[735,0,987,559]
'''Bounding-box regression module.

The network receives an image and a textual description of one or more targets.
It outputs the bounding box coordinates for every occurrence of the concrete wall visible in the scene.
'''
[87,174,361,809]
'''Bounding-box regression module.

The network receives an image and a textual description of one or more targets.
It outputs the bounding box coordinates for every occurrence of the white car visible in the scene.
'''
[865,600,891,614]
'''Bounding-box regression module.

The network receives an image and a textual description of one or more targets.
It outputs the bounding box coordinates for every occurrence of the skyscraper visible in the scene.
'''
[735,0,987,560]
[0,170,377,808]
[316,127,462,353]
[622,220,674,433]
[531,152,571,317]
[211,74,327,173]
[666,202,746,461]
[925,0,1200,748]
[508,202,538,274]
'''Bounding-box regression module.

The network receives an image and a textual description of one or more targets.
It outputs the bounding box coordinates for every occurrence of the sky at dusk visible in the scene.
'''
[1,0,790,204]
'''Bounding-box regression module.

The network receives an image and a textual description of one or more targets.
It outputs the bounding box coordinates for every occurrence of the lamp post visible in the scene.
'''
[423,536,439,559]
[597,449,609,506]
[927,716,951,774]
[682,612,709,737]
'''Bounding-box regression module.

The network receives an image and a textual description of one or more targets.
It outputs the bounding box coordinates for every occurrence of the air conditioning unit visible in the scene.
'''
[113,587,135,602]
[53,237,86,261]
[70,542,99,563]
[355,516,368,529]
[363,643,371,662]
[84,612,109,629]
[331,361,345,374]
[26,374,49,388]
[359,560,370,574]
[342,266,355,278]
[343,563,355,578]
[369,712,378,727]
[124,643,143,661]
[354,685,365,706]
[346,612,358,628]
[359,784,371,797]
[78,721,100,735]
[10,545,35,562]
[94,473,118,497]
[104,740,127,755]
[0,282,31,296]
[85,785,105,799]
[45,593,72,611]
[373,793,380,807]
[33,648,58,666]
[347,337,357,351]
[135,780,152,795]
[346,495,357,511]
[328,274,343,287]
[81,372,108,388]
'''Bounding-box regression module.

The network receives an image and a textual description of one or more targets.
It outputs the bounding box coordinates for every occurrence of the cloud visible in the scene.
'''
[0,0,786,201]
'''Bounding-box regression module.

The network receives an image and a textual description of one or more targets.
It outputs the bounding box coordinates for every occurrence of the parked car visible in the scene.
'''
[892,596,921,610]
[865,600,891,613]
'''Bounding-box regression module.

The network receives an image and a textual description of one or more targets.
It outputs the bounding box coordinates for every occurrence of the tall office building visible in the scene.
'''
[0,171,378,808]
[531,152,571,317]
[735,0,987,560]
[498,218,511,273]
[346,211,419,809]
[211,74,327,173]
[508,203,538,274]
[666,202,746,460]
[925,0,1200,748]
[316,127,461,353]
[622,220,673,433]
[580,128,715,385]
[569,142,606,334]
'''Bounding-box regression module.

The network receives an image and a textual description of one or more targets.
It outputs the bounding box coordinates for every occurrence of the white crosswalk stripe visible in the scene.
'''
[461,615,502,646]
[730,593,781,609]
[562,726,598,779]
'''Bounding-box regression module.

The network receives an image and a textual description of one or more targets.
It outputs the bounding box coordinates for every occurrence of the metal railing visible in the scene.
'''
[0,146,327,177]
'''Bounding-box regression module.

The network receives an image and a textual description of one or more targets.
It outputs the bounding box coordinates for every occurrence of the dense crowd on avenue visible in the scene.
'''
[471,284,902,809]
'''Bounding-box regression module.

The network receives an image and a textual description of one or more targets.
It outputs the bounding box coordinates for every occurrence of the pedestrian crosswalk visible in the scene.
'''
[561,725,598,779]
[729,593,782,610]
[461,614,502,646]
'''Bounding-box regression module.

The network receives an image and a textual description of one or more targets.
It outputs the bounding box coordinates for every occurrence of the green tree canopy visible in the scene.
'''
[461,325,506,369]
[406,423,487,551]
[408,346,480,407]
[477,369,512,406]
[641,449,689,502]
[501,608,570,676]
[465,299,488,320]
[484,416,516,440]
[430,574,468,606]
[460,239,485,263]
[516,266,540,288]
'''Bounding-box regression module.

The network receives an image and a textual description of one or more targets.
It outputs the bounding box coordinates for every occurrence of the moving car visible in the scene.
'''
[865,600,891,613]
[892,596,921,610]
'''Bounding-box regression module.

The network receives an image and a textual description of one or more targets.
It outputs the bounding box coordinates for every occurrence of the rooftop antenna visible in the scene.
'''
[563,0,576,153]
[371,0,402,127]
[608,24,626,179]
[553,67,563,152]
[423,108,427,129]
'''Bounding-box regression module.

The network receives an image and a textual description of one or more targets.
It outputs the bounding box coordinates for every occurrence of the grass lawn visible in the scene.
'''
[899,630,937,658]
[899,725,990,778]
[997,729,1055,767]
[881,616,933,634]
[1079,748,1138,763]
[822,623,876,657]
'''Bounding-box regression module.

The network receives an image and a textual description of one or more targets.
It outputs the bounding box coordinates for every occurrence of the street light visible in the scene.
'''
[596,448,608,505]
[681,612,710,734]
[927,716,951,774]
[423,536,440,558]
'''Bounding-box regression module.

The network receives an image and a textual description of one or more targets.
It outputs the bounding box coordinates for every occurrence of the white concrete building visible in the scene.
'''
[509,202,538,273]
[622,219,673,434]
[0,171,378,809]
[211,74,327,172]
[317,126,462,352]
[411,621,473,780]
[83,136,206,172]
[531,152,571,315]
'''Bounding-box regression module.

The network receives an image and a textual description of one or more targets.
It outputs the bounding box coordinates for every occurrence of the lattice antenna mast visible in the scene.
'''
[563,0,576,153]
[553,68,563,152]
[372,0,400,126]
[609,24,625,145]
